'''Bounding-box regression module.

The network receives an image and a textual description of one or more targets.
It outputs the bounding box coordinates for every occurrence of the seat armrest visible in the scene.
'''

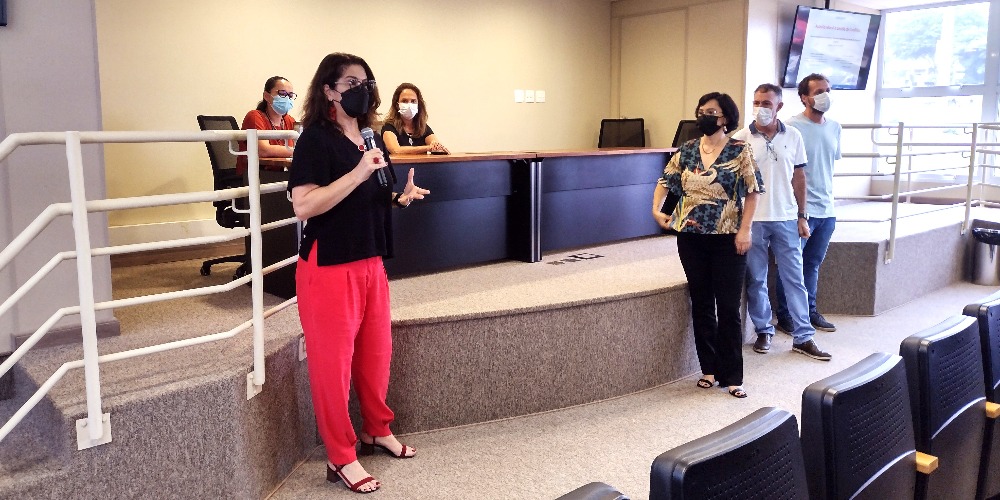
[987,401,1000,419]
[915,452,938,474]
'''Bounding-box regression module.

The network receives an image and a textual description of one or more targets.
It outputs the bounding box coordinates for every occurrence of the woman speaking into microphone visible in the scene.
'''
[287,52,429,494]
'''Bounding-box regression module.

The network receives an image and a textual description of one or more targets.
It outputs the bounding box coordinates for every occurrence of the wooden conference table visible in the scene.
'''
[256,147,673,299]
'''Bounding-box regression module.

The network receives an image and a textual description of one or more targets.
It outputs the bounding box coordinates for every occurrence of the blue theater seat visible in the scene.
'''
[901,315,987,500]
[800,352,920,499]
[649,407,808,500]
[963,293,1000,499]
[554,481,630,500]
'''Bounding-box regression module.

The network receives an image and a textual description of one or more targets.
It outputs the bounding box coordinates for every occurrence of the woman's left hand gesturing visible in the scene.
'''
[400,168,430,206]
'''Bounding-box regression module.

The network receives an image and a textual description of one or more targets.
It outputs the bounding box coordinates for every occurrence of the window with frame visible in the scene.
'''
[876,1,998,180]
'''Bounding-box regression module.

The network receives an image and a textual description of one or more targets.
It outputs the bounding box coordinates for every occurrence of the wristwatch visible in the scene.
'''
[393,192,409,208]
[798,212,809,220]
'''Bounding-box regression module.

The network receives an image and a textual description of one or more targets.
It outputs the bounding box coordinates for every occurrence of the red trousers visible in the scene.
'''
[296,244,395,465]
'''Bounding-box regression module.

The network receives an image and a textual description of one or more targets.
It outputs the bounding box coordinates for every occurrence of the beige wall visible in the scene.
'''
[611,0,749,146]
[95,0,612,242]
[0,0,114,351]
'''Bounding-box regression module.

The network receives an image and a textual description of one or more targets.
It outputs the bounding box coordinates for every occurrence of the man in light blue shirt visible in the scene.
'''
[734,83,831,361]
[776,73,842,334]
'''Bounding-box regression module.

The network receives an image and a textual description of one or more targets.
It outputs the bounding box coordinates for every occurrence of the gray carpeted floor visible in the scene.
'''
[88,205,1000,499]
[264,281,998,500]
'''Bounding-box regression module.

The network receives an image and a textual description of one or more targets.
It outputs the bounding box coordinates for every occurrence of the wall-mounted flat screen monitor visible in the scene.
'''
[781,5,881,90]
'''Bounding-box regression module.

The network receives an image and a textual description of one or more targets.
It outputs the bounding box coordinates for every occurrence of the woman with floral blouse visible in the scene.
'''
[651,91,763,399]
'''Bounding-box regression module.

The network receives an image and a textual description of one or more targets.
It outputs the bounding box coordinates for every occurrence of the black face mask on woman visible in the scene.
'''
[696,114,723,136]
[338,85,370,118]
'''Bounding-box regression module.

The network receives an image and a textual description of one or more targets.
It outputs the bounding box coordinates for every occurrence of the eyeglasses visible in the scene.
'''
[764,140,778,161]
[275,90,297,100]
[335,78,377,91]
[696,109,723,118]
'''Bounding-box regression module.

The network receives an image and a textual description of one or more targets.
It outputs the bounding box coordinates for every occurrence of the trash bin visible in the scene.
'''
[972,228,1000,285]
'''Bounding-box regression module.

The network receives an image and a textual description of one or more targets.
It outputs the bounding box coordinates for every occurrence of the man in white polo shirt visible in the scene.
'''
[733,83,831,361]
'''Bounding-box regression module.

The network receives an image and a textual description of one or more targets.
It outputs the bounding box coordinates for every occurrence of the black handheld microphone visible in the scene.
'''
[360,127,387,187]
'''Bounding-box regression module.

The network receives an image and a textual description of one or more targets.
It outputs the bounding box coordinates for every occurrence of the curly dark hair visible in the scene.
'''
[301,53,381,134]
[797,73,829,97]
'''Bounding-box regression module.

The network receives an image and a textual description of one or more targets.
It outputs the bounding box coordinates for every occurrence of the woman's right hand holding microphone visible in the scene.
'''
[353,148,386,183]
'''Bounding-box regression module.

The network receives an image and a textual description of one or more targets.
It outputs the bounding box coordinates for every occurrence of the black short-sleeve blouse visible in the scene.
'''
[287,123,395,266]
[381,122,434,147]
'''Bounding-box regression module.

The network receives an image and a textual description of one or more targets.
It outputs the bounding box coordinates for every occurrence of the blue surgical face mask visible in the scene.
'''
[271,95,294,115]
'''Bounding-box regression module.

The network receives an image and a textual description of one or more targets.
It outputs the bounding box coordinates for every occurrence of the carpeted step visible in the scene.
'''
[0,304,315,499]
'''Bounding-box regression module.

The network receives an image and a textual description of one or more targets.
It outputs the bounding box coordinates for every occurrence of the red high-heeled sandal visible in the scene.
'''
[359,436,416,459]
[327,464,380,494]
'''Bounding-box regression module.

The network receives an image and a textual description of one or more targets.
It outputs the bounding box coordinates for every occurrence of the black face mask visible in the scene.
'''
[696,114,723,136]
[338,85,370,118]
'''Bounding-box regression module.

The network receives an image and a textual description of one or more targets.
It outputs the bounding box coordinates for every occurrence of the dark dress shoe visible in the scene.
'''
[810,312,837,332]
[753,334,771,353]
[775,317,794,335]
[792,340,832,361]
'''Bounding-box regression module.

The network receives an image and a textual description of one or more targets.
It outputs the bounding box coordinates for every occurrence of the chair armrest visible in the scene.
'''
[916,452,938,474]
[987,401,1000,419]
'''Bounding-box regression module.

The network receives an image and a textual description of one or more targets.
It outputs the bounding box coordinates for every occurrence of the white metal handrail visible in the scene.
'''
[0,129,298,448]
[837,122,1000,263]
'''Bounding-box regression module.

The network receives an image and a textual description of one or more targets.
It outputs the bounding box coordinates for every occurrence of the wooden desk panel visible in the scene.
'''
[256,169,297,299]
[253,148,672,287]
[537,149,670,253]
[384,157,531,277]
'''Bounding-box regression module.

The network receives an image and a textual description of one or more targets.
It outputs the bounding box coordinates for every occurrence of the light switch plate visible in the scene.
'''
[536,90,546,103]
[514,89,524,103]
[525,90,535,103]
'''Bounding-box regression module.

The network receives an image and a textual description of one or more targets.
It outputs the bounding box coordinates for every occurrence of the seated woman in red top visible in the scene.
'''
[236,75,297,175]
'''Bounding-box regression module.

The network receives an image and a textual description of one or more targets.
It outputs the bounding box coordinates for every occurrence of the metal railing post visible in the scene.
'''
[963,123,980,234]
[886,122,905,264]
[64,132,105,444]
[245,130,266,396]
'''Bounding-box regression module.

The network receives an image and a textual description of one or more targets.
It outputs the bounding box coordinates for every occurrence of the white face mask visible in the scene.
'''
[753,106,774,127]
[811,92,831,113]
[398,102,418,120]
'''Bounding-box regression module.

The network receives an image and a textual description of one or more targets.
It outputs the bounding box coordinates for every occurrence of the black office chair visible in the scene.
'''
[901,315,987,500]
[554,482,630,500]
[598,118,645,148]
[671,120,701,148]
[801,352,921,500]
[650,407,808,500]
[196,115,249,280]
[963,293,1000,499]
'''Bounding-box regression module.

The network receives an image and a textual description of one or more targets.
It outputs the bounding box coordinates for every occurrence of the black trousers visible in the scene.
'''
[676,233,747,387]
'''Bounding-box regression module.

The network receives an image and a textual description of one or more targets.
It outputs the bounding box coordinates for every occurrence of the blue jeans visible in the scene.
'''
[776,216,836,320]
[746,221,814,344]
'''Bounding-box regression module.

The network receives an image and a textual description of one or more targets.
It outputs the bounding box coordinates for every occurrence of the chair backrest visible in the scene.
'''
[554,482,630,500]
[900,315,987,500]
[650,407,808,500]
[598,118,645,148]
[800,352,917,500]
[671,120,701,148]
[196,115,246,227]
[963,293,1000,500]
[963,290,1000,403]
